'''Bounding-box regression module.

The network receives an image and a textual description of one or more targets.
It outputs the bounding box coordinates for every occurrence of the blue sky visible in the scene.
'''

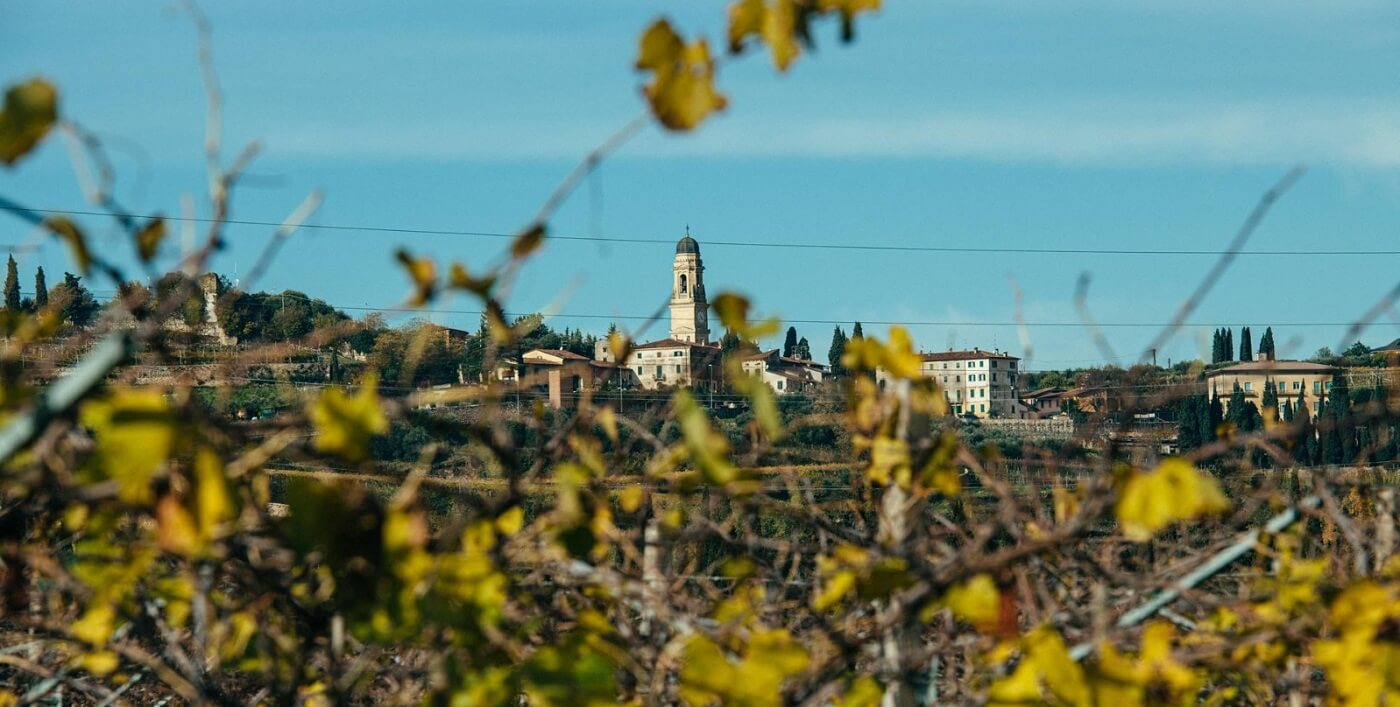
[3,1,1399,368]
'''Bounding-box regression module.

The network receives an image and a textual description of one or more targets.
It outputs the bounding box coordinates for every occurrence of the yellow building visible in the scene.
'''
[1205,359,1340,417]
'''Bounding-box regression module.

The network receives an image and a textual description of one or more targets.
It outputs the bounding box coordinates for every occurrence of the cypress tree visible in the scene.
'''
[1239,326,1253,362]
[1177,398,1198,451]
[851,321,864,340]
[3,256,18,311]
[1296,391,1317,465]
[1331,373,1355,462]
[828,326,848,377]
[783,326,798,358]
[1211,329,1224,363]
[1208,387,1224,439]
[1225,328,1234,362]
[1281,397,1294,423]
[1261,379,1279,421]
[1227,384,1247,428]
[34,266,47,308]
[1258,326,1275,360]
[796,336,811,361]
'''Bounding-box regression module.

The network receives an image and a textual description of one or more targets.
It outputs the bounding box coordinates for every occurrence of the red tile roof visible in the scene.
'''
[632,338,721,351]
[919,349,1020,362]
[527,348,589,361]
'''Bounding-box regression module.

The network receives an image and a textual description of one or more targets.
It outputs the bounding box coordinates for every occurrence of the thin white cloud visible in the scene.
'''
[263,99,1400,168]
[646,101,1400,166]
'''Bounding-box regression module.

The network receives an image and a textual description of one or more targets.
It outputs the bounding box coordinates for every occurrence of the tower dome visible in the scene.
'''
[676,234,700,254]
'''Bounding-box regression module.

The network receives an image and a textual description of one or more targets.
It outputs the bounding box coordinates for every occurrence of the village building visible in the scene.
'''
[1205,359,1340,417]
[592,231,722,391]
[917,349,1024,418]
[740,349,826,395]
[1019,386,1068,418]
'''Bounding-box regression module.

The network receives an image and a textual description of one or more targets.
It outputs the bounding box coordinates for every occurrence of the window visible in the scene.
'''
[1244,382,1252,392]
[991,361,998,368]
[1010,362,1017,370]
[1292,381,1301,390]
[1326,381,1333,391]
[679,274,688,294]
[980,404,986,413]
[992,373,998,382]
[656,366,663,377]
[1313,381,1320,394]
[777,380,784,390]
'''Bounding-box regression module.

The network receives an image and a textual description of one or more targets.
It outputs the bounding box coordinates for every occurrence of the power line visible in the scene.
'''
[26,207,1400,257]
[54,288,1383,330]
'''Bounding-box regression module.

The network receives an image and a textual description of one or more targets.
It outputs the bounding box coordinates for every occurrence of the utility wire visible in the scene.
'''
[24,207,1400,257]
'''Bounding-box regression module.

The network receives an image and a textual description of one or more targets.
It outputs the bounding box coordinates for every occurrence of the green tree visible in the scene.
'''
[1261,379,1279,421]
[795,336,811,361]
[827,325,848,377]
[1258,326,1275,359]
[33,265,46,308]
[783,326,798,358]
[1225,328,1234,362]
[1239,326,1252,362]
[851,321,864,340]
[51,271,99,327]
[1208,387,1224,439]
[2,255,18,311]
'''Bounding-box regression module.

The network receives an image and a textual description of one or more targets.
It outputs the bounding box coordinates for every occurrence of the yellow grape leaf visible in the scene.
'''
[837,677,884,707]
[866,436,909,487]
[674,390,737,484]
[638,19,685,70]
[72,650,119,677]
[79,388,177,504]
[71,603,117,645]
[678,629,808,706]
[618,484,645,513]
[511,223,546,259]
[448,262,496,296]
[597,405,619,443]
[156,494,200,556]
[711,291,779,341]
[194,447,236,543]
[43,216,92,275]
[1328,581,1396,634]
[1115,458,1229,542]
[941,574,999,630]
[636,19,728,131]
[1313,630,1400,707]
[762,0,801,71]
[135,217,165,262]
[727,0,765,53]
[0,78,57,165]
[495,505,525,535]
[309,374,389,462]
[814,568,857,611]
[990,627,1090,707]
[395,249,437,305]
[730,363,783,440]
[842,325,921,379]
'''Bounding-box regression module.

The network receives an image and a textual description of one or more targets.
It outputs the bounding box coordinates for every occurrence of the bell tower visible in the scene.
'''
[669,228,709,343]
